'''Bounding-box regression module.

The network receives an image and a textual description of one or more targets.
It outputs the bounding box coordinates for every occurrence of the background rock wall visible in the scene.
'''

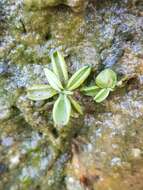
[0,0,143,189]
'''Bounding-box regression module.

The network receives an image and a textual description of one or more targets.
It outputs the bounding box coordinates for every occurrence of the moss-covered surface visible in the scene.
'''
[1,0,143,189]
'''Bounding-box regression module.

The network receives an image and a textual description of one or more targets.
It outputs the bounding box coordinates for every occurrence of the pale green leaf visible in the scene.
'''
[69,97,83,115]
[94,88,110,103]
[96,69,117,89]
[44,68,63,91]
[81,85,100,97]
[53,94,71,126]
[27,85,57,101]
[51,51,68,84]
[67,66,91,91]
[62,90,73,95]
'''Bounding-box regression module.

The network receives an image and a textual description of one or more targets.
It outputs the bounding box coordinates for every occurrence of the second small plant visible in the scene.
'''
[81,69,117,102]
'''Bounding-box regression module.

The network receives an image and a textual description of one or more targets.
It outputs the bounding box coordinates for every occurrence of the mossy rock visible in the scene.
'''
[24,0,87,12]
[24,0,64,8]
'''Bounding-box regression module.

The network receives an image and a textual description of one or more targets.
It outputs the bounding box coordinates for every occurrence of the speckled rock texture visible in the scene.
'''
[1,0,143,189]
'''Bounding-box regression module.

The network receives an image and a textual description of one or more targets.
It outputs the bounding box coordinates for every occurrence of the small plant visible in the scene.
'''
[27,51,91,126]
[81,69,117,103]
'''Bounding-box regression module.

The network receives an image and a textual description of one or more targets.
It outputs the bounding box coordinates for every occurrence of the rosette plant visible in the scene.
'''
[81,69,117,103]
[27,51,91,126]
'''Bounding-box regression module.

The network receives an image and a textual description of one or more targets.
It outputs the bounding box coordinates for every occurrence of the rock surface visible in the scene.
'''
[1,0,143,189]
[24,0,88,12]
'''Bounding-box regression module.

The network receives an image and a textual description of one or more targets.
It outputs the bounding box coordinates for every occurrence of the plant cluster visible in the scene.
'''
[27,51,91,126]
[27,51,118,126]
[81,69,117,103]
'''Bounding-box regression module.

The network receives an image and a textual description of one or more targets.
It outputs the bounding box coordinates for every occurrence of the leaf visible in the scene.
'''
[69,97,83,115]
[27,85,57,101]
[67,66,91,91]
[80,85,100,97]
[44,68,63,91]
[63,90,73,95]
[53,94,71,126]
[94,88,110,103]
[96,69,117,89]
[51,51,68,84]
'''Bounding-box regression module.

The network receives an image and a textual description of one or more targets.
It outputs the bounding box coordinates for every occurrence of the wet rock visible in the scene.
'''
[66,176,84,190]
[8,64,44,88]
[0,61,8,75]
[66,0,88,12]
[131,148,141,159]
[117,14,141,41]
[0,163,7,175]
[0,96,11,121]
[68,41,100,72]
[0,1,6,33]
[0,106,11,121]
[113,46,143,76]
[65,95,143,190]
[0,86,20,122]
[101,44,123,67]
[1,137,14,147]
[9,154,20,167]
